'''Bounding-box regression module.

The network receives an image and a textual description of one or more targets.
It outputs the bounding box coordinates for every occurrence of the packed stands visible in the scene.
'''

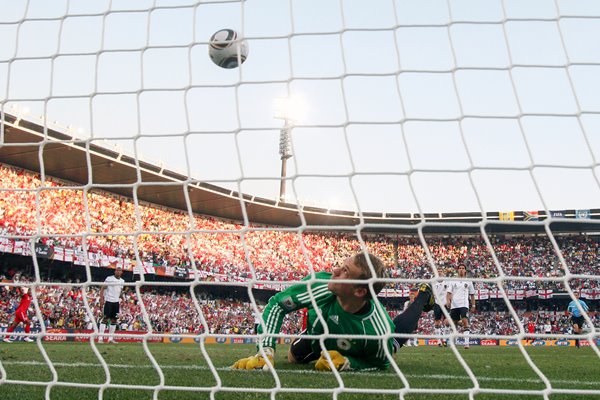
[1,163,599,339]
[1,164,599,293]
[1,272,598,337]
[0,274,301,335]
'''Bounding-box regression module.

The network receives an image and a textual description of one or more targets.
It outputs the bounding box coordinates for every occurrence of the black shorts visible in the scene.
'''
[103,301,120,320]
[571,315,585,328]
[289,331,320,364]
[433,304,447,321]
[450,307,469,322]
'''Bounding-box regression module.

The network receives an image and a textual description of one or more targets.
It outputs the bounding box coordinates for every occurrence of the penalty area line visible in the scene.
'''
[2,361,600,387]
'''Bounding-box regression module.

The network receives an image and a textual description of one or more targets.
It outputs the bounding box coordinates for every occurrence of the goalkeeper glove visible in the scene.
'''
[231,347,275,370]
[314,350,350,371]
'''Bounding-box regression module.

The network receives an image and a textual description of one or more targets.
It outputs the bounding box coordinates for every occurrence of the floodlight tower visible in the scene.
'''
[274,96,307,203]
[274,97,297,203]
[278,120,293,203]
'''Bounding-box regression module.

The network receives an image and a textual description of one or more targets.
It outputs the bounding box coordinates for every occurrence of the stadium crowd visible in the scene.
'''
[0,163,599,340]
[0,164,598,295]
[1,271,598,337]
[0,271,303,335]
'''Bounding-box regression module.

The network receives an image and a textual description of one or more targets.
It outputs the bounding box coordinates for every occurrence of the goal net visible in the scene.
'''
[0,0,599,399]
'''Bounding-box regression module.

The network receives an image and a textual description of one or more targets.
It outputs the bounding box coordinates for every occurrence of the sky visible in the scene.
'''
[1,0,600,215]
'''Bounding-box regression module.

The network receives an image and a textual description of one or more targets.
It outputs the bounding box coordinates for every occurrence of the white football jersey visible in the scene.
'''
[447,280,475,309]
[434,281,449,307]
[103,275,124,302]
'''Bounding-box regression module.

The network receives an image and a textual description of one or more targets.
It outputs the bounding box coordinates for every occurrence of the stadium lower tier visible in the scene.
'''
[1,259,598,339]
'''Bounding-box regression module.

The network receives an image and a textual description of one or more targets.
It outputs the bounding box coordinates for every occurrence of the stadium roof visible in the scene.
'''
[1,112,599,235]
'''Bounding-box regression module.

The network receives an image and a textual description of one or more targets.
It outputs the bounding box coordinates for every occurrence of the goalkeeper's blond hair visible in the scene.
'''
[352,252,387,298]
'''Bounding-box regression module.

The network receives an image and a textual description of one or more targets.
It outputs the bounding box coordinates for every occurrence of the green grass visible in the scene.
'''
[1,343,599,400]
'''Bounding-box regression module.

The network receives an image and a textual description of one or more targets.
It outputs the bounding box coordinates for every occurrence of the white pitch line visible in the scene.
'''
[2,361,600,387]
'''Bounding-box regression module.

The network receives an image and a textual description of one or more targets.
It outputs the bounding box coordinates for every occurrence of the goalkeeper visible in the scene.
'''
[567,291,590,349]
[232,252,434,371]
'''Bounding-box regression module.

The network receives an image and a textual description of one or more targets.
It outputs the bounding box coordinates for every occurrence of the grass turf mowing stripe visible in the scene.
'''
[3,360,600,387]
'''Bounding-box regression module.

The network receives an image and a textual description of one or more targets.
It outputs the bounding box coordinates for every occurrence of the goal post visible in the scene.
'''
[0,1,600,399]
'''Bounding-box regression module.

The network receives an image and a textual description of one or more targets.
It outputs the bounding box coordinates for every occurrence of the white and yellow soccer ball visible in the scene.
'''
[208,29,249,69]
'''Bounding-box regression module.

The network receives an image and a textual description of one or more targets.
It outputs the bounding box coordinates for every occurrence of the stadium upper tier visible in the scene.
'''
[1,111,599,233]
[0,163,599,290]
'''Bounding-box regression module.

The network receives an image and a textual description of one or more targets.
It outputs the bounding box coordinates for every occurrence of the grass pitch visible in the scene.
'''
[0,342,599,400]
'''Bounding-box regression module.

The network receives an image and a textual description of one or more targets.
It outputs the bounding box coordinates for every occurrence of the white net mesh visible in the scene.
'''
[1,0,600,399]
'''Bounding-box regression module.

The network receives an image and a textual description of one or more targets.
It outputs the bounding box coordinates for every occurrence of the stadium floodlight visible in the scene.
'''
[277,121,293,203]
[273,96,306,203]
[273,96,307,123]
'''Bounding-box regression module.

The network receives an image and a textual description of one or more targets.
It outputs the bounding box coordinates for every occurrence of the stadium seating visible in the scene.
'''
[0,163,599,336]
[2,274,597,335]
[1,164,598,293]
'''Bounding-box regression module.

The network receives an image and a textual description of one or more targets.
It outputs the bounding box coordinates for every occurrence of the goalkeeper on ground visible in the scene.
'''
[232,252,434,371]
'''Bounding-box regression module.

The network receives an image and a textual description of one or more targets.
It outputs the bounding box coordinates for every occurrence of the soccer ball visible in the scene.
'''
[208,29,249,69]
[581,325,592,334]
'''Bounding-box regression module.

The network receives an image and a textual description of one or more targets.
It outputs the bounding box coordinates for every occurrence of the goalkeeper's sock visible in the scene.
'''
[393,292,430,346]
[464,330,470,348]
[434,328,441,346]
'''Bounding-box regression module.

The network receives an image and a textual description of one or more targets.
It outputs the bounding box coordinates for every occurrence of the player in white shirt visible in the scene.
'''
[98,266,125,343]
[446,264,476,349]
[543,320,552,340]
[402,289,418,346]
[433,269,451,347]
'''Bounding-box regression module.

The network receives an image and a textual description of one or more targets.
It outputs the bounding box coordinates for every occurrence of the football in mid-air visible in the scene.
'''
[208,29,249,69]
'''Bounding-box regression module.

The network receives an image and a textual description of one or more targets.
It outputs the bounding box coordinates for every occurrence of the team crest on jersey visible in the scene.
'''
[337,338,351,350]
[281,296,296,310]
[329,315,339,325]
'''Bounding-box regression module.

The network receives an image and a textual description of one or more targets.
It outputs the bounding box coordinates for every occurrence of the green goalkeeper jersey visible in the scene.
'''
[257,272,395,370]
